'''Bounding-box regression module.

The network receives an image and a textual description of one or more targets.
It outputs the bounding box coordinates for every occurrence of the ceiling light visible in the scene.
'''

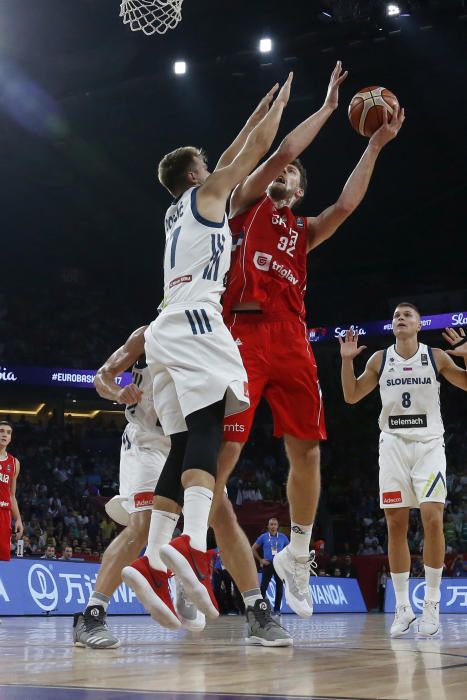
[259,38,272,53]
[174,61,187,75]
[386,4,401,16]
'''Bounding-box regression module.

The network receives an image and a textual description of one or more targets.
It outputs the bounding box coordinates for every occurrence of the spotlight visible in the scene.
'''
[174,61,187,75]
[259,37,272,53]
[386,4,401,16]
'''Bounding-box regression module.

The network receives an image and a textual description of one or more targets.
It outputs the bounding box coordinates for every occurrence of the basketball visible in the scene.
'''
[348,86,399,137]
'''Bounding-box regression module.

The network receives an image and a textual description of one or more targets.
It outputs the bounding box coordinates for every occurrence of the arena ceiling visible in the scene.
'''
[0,0,466,323]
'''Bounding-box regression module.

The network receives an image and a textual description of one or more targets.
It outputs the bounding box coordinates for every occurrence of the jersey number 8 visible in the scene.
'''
[401,392,411,408]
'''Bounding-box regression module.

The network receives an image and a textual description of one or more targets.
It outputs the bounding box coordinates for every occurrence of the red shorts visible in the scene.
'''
[0,509,12,561]
[223,313,326,443]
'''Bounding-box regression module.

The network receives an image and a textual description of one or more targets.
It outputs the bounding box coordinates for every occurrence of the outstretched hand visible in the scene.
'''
[249,83,280,126]
[324,60,348,111]
[370,104,405,148]
[339,329,367,359]
[275,72,293,108]
[442,327,467,358]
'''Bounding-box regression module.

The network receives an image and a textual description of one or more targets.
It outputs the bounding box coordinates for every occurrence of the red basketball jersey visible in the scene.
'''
[0,453,16,510]
[222,195,308,319]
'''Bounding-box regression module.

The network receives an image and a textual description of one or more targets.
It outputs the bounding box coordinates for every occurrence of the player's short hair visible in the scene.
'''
[0,421,12,430]
[158,146,207,196]
[394,302,421,319]
[290,158,308,207]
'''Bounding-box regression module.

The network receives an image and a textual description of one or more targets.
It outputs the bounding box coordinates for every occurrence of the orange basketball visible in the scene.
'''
[348,86,399,137]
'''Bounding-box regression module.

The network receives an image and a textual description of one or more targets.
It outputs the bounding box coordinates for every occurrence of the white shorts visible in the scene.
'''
[379,432,446,509]
[145,304,249,435]
[118,424,169,515]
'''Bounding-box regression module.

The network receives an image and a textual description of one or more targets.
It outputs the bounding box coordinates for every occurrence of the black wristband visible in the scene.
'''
[452,337,467,349]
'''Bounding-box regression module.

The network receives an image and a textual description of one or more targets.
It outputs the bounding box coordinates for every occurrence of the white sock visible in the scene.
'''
[424,564,443,603]
[288,521,313,559]
[182,486,213,552]
[86,591,110,612]
[242,588,262,608]
[146,509,179,572]
[391,571,411,608]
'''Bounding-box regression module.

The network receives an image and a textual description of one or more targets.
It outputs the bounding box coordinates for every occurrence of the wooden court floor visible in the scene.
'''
[0,614,466,700]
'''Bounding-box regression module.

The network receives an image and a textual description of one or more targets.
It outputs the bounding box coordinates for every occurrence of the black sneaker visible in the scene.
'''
[245,599,293,647]
[73,605,120,649]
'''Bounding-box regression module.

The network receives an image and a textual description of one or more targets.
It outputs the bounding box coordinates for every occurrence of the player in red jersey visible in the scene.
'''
[211,62,405,617]
[0,421,23,561]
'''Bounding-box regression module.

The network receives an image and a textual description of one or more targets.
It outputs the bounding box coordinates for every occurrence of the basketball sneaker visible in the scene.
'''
[174,576,206,632]
[273,546,316,617]
[122,556,181,630]
[245,599,293,647]
[73,605,120,649]
[160,535,219,619]
[416,600,440,637]
[390,604,416,637]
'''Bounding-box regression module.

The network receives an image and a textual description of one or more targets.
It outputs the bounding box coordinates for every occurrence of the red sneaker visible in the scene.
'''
[122,556,181,630]
[160,535,219,619]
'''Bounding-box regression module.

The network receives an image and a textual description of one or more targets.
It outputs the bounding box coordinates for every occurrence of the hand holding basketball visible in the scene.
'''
[324,60,348,111]
[369,105,405,148]
[348,86,402,137]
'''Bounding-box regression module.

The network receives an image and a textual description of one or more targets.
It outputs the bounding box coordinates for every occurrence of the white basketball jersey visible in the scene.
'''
[162,186,231,309]
[124,359,165,444]
[379,343,444,442]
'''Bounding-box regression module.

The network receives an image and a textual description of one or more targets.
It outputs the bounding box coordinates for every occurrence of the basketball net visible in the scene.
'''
[120,0,184,35]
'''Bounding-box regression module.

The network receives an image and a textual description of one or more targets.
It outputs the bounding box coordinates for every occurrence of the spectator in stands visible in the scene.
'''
[41,544,56,560]
[411,555,424,578]
[450,554,466,578]
[59,545,74,561]
[342,554,358,578]
[211,548,244,615]
[20,535,33,556]
[444,514,459,552]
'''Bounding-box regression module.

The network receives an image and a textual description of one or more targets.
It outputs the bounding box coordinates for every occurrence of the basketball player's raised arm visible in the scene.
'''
[94,326,147,404]
[306,107,405,252]
[10,458,23,539]
[196,73,293,221]
[339,330,381,404]
[215,84,279,170]
[432,346,467,391]
[230,61,348,217]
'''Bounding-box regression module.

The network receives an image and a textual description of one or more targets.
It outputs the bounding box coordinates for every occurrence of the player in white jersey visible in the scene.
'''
[73,327,203,647]
[340,303,467,638]
[122,76,294,645]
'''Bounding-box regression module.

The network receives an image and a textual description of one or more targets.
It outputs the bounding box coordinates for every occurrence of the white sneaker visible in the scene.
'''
[390,604,416,637]
[174,576,206,632]
[417,600,440,637]
[272,546,316,617]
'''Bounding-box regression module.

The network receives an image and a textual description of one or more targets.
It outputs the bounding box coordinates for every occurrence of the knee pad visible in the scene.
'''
[183,400,225,477]
[154,432,187,505]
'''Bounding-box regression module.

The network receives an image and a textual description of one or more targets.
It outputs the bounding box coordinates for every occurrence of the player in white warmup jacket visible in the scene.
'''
[339,303,467,638]
[122,75,294,646]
